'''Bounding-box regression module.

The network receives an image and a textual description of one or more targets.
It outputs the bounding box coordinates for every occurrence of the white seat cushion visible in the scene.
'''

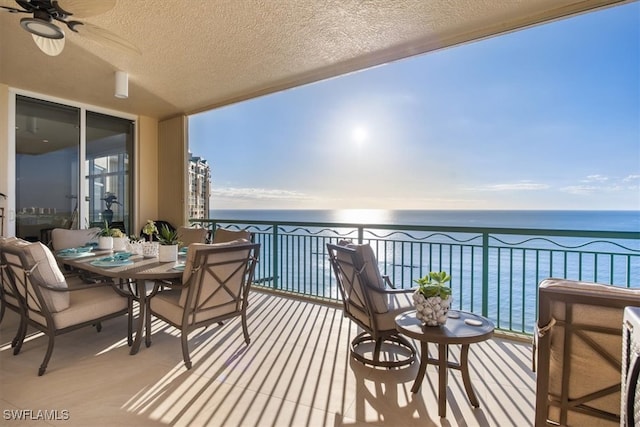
[151,289,237,325]
[29,277,128,329]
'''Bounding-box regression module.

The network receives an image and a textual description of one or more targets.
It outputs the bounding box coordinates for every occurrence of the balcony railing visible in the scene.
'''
[191,218,640,334]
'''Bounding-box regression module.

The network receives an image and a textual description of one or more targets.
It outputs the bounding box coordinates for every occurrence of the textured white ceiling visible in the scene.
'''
[0,0,632,119]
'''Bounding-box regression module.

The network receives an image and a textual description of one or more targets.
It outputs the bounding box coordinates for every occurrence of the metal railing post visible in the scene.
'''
[358,226,364,244]
[482,232,489,317]
[273,225,279,289]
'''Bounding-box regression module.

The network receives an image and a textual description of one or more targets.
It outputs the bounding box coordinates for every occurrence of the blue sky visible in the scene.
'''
[189,3,640,211]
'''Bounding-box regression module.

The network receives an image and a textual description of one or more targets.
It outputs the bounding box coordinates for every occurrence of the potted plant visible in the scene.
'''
[412,271,453,326]
[127,234,144,255]
[98,220,114,250]
[141,220,159,258]
[157,224,181,262]
[110,227,129,252]
[101,192,121,225]
[142,220,158,242]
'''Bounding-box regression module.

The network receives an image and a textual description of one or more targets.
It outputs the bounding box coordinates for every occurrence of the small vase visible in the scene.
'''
[128,241,144,256]
[142,241,159,258]
[98,236,113,251]
[158,244,178,262]
[113,237,128,252]
[413,291,452,326]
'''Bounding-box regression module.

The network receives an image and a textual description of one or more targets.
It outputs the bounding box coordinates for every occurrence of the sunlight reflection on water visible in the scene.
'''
[331,209,392,224]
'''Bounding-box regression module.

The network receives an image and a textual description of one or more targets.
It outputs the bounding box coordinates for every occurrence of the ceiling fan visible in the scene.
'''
[0,0,140,56]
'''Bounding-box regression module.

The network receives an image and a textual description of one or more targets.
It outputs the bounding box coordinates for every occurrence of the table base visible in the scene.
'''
[412,342,479,417]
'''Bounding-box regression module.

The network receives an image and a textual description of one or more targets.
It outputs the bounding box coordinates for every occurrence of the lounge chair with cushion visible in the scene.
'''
[176,226,209,247]
[327,241,416,368]
[0,237,28,353]
[212,228,251,244]
[50,227,100,251]
[535,278,640,426]
[1,240,132,375]
[145,240,260,369]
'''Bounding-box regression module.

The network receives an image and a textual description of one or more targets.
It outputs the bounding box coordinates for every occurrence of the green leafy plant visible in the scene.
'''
[129,234,143,242]
[414,271,452,299]
[157,224,180,246]
[98,220,112,237]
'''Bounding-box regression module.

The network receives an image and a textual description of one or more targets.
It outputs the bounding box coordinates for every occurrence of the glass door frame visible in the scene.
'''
[6,88,138,237]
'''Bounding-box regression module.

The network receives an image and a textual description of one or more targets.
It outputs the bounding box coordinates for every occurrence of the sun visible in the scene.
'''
[352,126,368,144]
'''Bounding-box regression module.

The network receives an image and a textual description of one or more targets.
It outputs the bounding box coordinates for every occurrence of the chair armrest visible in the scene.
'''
[365,281,414,295]
[46,280,116,292]
[148,278,186,299]
[382,275,396,289]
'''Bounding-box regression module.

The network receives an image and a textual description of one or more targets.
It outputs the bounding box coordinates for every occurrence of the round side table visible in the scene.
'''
[395,310,494,418]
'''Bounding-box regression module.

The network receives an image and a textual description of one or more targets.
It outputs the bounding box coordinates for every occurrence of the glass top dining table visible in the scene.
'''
[56,249,185,355]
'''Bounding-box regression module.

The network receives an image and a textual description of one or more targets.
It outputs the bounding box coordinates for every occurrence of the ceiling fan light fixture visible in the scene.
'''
[32,34,65,56]
[20,17,65,39]
[115,71,128,99]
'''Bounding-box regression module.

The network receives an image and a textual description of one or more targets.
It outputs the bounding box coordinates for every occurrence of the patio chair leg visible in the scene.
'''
[38,335,55,376]
[0,299,4,324]
[241,313,250,345]
[145,302,152,348]
[127,299,133,346]
[373,337,383,363]
[181,331,192,369]
[12,315,28,355]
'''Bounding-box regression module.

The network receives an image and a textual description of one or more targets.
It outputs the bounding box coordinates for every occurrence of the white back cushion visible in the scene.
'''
[342,242,388,314]
[51,228,100,251]
[23,242,70,312]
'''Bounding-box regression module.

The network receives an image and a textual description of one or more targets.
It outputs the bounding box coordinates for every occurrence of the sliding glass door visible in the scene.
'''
[15,96,80,241]
[14,95,134,242]
[86,111,134,233]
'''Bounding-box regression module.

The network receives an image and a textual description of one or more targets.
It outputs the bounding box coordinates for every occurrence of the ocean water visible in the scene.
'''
[210,209,640,232]
[207,209,639,332]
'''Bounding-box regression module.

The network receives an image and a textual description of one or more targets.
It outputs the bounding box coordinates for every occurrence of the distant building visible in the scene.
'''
[188,153,211,219]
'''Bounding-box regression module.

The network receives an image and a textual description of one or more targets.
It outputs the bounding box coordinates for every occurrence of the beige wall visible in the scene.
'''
[158,115,188,228]
[136,115,159,235]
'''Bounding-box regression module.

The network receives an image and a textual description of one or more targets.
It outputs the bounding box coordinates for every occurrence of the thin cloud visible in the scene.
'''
[212,187,309,201]
[561,185,599,195]
[582,174,609,183]
[470,181,550,191]
[562,174,639,195]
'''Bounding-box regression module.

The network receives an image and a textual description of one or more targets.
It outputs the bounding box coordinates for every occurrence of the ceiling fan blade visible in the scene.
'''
[0,0,25,13]
[32,33,65,56]
[54,0,115,18]
[69,21,140,55]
